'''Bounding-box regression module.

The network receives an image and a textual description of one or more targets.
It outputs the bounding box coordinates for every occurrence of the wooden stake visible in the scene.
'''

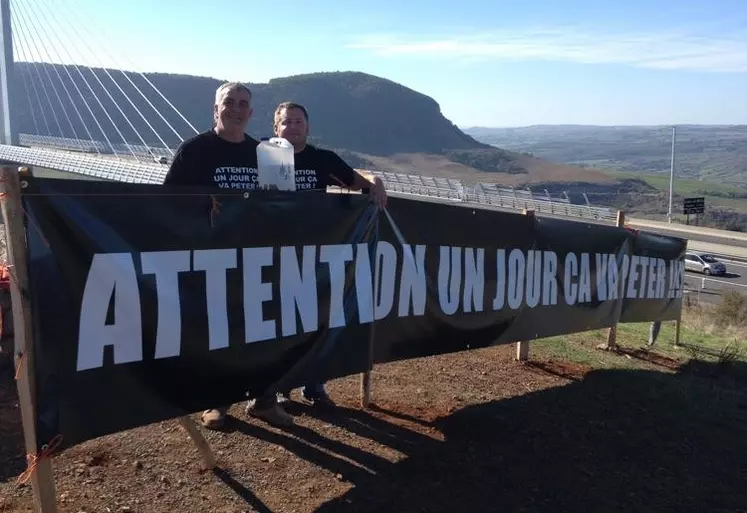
[360,238,379,408]
[0,166,58,513]
[178,416,216,469]
[360,294,375,408]
[599,210,626,352]
[360,365,371,408]
[515,209,534,362]
[674,301,682,348]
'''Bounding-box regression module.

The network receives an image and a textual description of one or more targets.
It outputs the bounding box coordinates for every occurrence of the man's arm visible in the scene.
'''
[162,143,193,185]
[326,152,387,208]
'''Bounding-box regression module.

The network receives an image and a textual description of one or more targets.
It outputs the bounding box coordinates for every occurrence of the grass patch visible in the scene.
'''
[714,290,747,328]
[606,171,747,196]
[530,307,746,373]
[604,170,747,214]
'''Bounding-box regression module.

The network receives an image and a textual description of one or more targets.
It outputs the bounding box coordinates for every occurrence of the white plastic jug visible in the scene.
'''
[256,137,296,191]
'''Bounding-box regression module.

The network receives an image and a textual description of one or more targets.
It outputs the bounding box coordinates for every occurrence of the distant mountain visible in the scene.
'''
[13,65,484,155]
[463,125,747,187]
[11,63,613,185]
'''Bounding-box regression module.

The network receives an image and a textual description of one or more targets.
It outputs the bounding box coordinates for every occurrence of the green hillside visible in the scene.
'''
[464,125,747,187]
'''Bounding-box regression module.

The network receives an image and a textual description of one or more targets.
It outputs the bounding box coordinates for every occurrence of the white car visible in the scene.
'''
[684,251,727,276]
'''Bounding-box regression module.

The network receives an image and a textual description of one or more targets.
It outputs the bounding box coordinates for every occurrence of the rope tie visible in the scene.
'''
[14,351,23,380]
[16,434,63,485]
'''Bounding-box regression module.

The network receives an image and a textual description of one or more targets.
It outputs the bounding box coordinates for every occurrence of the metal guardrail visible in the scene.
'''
[379,181,464,200]
[476,182,571,204]
[369,170,464,201]
[465,192,617,222]
[0,145,617,223]
[369,169,616,223]
[19,134,175,159]
[0,144,167,184]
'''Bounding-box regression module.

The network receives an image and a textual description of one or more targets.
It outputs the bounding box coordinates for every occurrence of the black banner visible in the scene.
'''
[19,177,686,451]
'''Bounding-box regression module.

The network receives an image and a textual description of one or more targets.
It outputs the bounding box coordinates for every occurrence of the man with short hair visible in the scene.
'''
[165,81,257,188]
[245,101,387,419]
[272,101,387,206]
[164,81,293,429]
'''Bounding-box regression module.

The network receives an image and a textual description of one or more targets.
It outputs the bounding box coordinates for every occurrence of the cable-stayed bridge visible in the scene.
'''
[0,0,616,221]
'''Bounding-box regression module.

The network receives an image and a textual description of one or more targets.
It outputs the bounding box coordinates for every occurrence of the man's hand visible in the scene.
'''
[368,176,387,209]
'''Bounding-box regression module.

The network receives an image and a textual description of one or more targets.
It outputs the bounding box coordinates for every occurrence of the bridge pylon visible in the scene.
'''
[0,0,17,146]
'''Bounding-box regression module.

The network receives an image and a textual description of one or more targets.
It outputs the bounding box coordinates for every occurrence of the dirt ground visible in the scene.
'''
[2,342,747,513]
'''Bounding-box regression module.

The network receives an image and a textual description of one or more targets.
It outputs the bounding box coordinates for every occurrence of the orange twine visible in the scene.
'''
[16,434,63,485]
[14,351,23,380]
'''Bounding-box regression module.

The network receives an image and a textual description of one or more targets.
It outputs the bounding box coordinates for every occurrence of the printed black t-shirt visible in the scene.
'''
[164,134,357,192]
[163,130,260,190]
[292,144,357,190]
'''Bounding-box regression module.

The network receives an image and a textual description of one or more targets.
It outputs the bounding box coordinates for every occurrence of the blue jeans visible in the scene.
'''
[303,383,326,397]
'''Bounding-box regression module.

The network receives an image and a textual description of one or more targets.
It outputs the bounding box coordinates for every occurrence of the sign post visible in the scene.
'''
[683,197,705,226]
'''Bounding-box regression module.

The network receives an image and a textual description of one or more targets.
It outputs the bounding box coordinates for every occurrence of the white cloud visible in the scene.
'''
[346,27,747,73]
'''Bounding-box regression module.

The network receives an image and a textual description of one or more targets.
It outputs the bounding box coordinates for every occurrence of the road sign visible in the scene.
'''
[683,197,705,215]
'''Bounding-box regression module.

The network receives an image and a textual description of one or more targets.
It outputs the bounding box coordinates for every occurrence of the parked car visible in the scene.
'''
[684,251,727,275]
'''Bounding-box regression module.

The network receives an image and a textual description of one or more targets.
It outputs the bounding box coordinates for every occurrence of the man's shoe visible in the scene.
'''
[303,389,335,407]
[200,409,226,430]
[246,401,294,427]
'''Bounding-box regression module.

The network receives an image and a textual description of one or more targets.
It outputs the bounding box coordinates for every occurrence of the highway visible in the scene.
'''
[627,218,747,251]
[639,226,747,250]
[682,257,747,306]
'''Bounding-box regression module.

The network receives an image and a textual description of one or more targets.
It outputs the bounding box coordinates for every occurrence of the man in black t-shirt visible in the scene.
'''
[271,101,387,206]
[164,82,260,189]
[245,102,387,421]
[164,82,294,430]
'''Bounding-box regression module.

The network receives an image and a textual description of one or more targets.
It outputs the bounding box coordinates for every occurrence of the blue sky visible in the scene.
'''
[11,0,747,127]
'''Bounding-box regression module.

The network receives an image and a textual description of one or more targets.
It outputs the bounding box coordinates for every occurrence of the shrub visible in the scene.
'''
[714,291,747,328]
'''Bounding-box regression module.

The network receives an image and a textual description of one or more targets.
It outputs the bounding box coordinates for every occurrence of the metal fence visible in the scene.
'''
[1,145,617,223]
[19,134,174,160]
[465,191,617,222]
[468,182,616,222]
[368,169,617,223]
[368,170,464,201]
[0,144,166,184]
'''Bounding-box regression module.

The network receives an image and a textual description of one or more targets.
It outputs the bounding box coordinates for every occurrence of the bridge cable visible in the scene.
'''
[49,0,176,156]
[16,65,39,135]
[29,0,129,159]
[13,1,86,149]
[20,8,155,160]
[56,60,148,162]
[11,24,43,136]
[20,1,158,158]
[60,0,181,154]
[16,0,101,156]
[10,5,64,137]
[64,0,199,140]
